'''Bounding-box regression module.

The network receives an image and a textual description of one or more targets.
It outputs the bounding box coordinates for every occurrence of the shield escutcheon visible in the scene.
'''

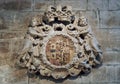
[46,35,75,66]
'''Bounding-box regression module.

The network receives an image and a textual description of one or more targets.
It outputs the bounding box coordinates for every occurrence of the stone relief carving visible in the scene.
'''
[17,5,103,79]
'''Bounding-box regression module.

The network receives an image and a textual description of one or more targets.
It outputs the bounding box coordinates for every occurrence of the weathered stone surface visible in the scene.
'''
[96,29,120,65]
[91,66,107,82]
[87,0,108,10]
[29,78,55,84]
[0,65,10,83]
[108,83,120,84]
[0,65,14,84]
[115,66,120,82]
[0,40,9,47]
[62,80,76,84]
[35,0,54,11]
[0,40,11,65]
[94,29,110,50]
[95,29,120,52]
[8,69,28,84]
[100,11,120,28]
[0,0,31,11]
[0,65,28,84]
[109,0,120,10]
[11,39,25,55]
[75,82,119,84]
[108,29,120,51]
[0,11,34,30]
[0,31,25,39]
[106,66,116,82]
[62,73,92,84]
[79,74,92,83]
[57,0,87,10]
[103,51,120,65]
[35,0,87,11]
[0,16,7,30]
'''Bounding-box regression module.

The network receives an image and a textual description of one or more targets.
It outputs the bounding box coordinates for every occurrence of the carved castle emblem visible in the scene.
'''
[17,5,103,79]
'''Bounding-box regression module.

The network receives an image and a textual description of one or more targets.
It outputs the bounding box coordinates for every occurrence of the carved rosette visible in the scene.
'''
[17,5,103,79]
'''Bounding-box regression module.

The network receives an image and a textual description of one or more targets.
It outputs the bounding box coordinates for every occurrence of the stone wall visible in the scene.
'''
[0,0,120,84]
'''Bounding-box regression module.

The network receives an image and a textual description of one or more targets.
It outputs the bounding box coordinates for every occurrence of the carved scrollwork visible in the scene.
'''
[17,5,102,79]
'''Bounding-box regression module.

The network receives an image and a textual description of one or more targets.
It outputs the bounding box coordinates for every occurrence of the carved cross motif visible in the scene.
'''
[17,5,103,79]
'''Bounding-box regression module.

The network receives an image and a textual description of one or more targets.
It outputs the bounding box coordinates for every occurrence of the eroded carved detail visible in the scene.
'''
[17,5,103,79]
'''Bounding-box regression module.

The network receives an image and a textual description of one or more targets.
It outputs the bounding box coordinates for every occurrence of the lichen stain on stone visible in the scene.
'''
[0,0,31,10]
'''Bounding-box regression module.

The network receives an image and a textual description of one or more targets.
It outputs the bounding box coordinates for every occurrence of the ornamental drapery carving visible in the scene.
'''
[17,5,103,79]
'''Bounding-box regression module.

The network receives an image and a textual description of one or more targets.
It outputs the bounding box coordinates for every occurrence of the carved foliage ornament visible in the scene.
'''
[17,5,103,79]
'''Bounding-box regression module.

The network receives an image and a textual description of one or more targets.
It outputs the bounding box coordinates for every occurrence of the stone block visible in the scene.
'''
[8,69,28,84]
[100,11,120,28]
[0,40,9,47]
[0,41,28,83]
[0,65,28,84]
[96,29,120,65]
[115,66,120,82]
[99,29,120,53]
[0,40,11,65]
[0,11,30,30]
[91,66,107,82]
[110,83,120,84]
[0,45,9,53]
[94,29,110,50]
[63,80,78,84]
[0,11,43,30]
[29,78,55,84]
[35,0,54,11]
[0,31,26,39]
[64,73,92,84]
[106,66,116,82]
[107,83,120,84]
[108,29,120,51]
[87,82,112,84]
[0,16,8,30]
[0,65,12,83]
[103,51,120,65]
[109,0,120,10]
[59,0,87,11]
[35,0,87,11]
[88,0,108,10]
[9,39,25,67]
[11,39,25,55]
[0,0,31,11]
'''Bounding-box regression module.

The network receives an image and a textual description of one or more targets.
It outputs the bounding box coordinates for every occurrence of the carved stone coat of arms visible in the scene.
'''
[17,5,103,79]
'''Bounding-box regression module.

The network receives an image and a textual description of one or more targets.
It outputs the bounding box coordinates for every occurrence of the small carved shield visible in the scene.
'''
[17,5,102,79]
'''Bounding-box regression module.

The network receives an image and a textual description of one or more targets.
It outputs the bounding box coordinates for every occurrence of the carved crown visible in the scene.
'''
[43,5,74,23]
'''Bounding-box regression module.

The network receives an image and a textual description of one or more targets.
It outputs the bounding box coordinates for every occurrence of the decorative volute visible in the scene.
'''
[17,5,103,79]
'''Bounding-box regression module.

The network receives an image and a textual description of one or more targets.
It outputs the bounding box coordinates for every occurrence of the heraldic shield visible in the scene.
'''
[17,5,103,79]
